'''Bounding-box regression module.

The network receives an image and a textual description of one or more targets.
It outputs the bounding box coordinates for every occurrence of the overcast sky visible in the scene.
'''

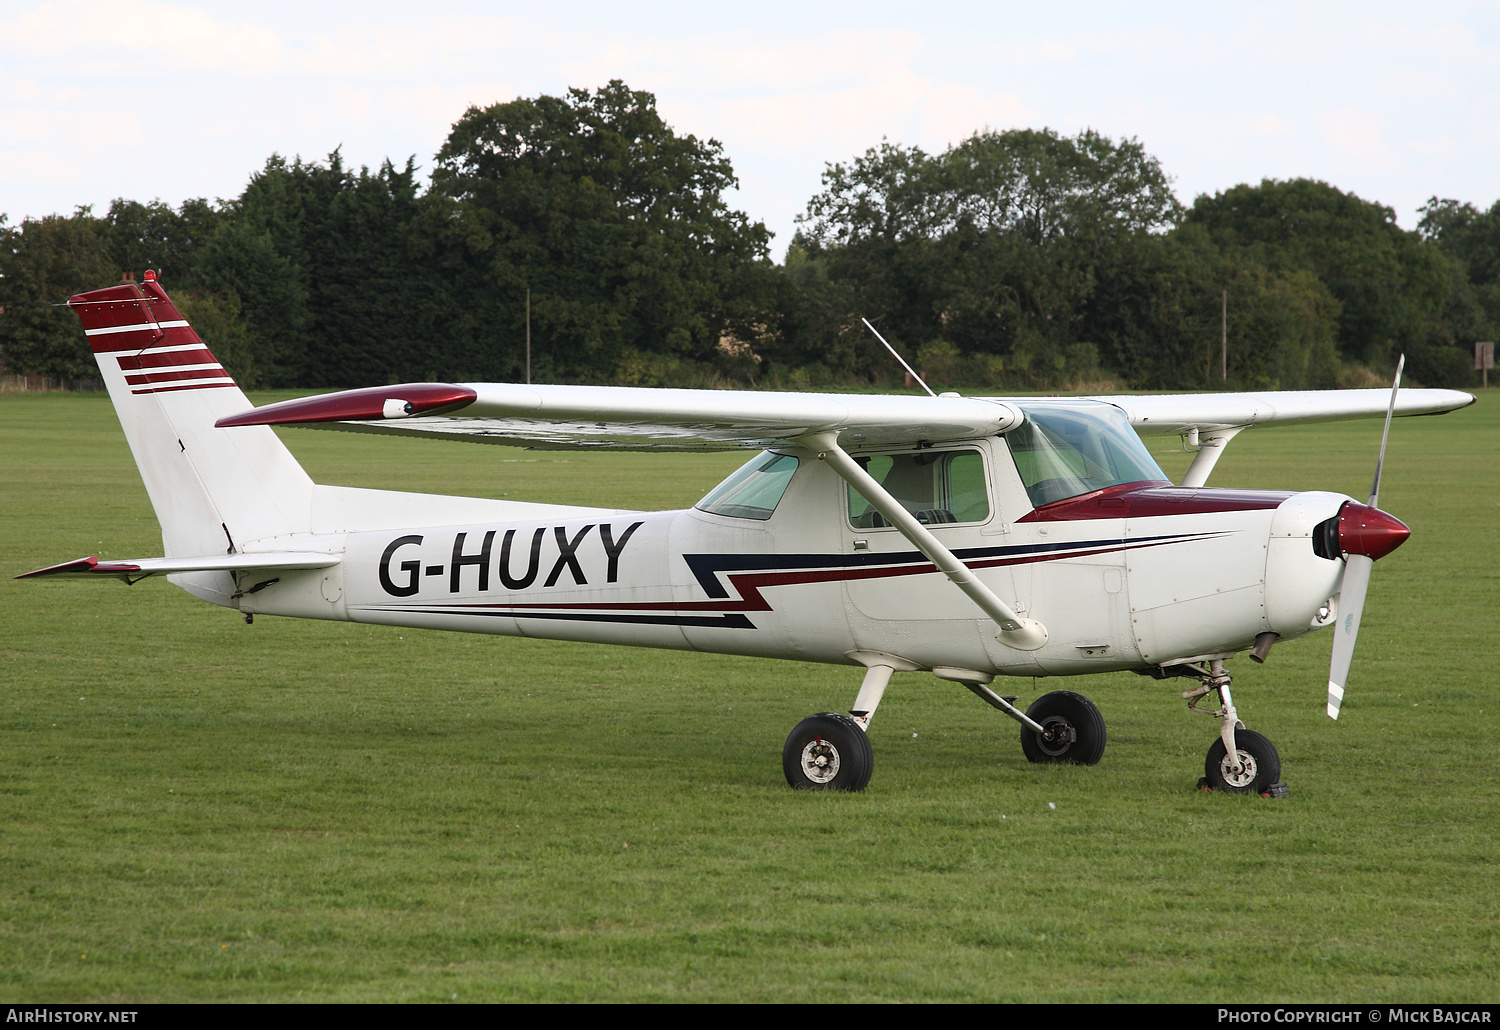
[3,0,1498,258]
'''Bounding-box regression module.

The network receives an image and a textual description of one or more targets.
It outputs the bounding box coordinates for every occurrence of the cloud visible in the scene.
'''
[3,2,1500,240]
[1316,106,1394,168]
[1250,114,1294,138]
[0,106,141,149]
[1,0,284,73]
[637,28,1035,157]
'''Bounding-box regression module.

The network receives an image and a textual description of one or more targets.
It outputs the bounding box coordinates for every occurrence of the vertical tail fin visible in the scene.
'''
[69,273,316,562]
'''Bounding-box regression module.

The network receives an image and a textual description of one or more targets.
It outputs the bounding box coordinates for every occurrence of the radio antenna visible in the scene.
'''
[861,318,935,397]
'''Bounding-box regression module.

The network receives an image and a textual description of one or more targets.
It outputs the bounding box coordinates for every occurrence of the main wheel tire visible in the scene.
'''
[1203,729,1281,794]
[783,713,874,792]
[1020,690,1107,765]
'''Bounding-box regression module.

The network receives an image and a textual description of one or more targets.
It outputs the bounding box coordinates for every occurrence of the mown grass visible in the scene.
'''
[1,390,1496,1002]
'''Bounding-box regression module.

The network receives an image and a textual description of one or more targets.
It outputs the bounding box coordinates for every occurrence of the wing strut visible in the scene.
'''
[1179,427,1244,488]
[794,432,1047,651]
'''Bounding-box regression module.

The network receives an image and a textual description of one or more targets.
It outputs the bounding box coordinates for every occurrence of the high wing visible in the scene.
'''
[1094,388,1474,436]
[216,381,1473,451]
[215,383,1023,450]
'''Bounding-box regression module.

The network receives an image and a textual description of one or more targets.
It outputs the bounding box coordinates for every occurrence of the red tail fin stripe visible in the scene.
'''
[125,368,230,386]
[117,349,217,371]
[122,358,222,371]
[87,329,163,353]
[86,320,200,352]
[129,381,237,395]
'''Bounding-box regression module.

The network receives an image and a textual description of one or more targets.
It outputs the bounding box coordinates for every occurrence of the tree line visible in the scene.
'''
[1,81,1492,392]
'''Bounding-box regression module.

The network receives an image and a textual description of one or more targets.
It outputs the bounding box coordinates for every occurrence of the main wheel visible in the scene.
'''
[783,713,874,792]
[1020,690,1107,765]
[1203,729,1281,794]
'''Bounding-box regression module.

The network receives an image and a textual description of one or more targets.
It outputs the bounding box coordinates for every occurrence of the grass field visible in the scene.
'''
[1,389,1496,1003]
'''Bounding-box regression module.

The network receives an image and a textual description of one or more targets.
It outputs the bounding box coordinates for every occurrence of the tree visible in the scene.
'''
[0,199,272,384]
[1417,197,1500,386]
[0,209,117,379]
[429,81,775,382]
[1084,224,1222,389]
[196,152,437,387]
[1186,180,1449,369]
[101,197,221,286]
[791,128,1183,386]
[1419,197,1500,284]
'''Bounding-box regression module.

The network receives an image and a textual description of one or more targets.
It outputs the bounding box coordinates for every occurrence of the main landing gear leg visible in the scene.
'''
[783,665,890,792]
[849,664,893,732]
[1182,659,1285,796]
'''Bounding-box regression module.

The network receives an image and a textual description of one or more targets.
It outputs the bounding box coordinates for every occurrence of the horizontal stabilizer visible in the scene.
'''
[17,552,340,583]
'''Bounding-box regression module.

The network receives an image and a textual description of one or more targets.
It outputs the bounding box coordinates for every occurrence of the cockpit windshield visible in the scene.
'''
[1006,402,1168,508]
[695,452,799,520]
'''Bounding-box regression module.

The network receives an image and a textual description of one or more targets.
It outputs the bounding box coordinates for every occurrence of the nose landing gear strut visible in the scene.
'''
[1178,659,1287,797]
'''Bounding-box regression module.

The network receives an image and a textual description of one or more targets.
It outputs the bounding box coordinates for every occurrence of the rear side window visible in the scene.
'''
[847,450,989,528]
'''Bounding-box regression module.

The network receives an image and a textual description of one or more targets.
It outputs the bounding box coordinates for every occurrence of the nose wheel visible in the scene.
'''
[1175,660,1289,796]
[1203,729,1282,794]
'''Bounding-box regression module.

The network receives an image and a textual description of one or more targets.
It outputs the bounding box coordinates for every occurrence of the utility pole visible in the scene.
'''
[526,288,531,386]
[1221,289,1227,381]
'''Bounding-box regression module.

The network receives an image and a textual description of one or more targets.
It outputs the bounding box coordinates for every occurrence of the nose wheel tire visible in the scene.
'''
[783,713,874,792]
[1020,690,1107,765]
[1204,729,1281,794]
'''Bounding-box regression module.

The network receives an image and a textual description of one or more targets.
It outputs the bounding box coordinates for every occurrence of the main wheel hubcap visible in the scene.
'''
[799,737,840,784]
[1036,716,1077,758]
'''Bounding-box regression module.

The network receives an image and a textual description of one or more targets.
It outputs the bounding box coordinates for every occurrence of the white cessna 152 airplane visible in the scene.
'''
[22,273,1476,794]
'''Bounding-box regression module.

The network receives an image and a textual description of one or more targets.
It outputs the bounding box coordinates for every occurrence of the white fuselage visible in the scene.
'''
[226,437,1351,679]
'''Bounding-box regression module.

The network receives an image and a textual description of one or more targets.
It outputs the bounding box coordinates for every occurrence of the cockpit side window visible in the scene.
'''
[1006,403,1168,507]
[846,449,989,528]
[696,452,800,520]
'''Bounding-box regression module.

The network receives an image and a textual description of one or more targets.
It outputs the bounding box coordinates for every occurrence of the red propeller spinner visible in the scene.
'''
[1336,501,1410,561]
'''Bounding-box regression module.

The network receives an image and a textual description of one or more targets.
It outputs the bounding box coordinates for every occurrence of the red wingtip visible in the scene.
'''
[215,383,477,428]
[1338,502,1410,561]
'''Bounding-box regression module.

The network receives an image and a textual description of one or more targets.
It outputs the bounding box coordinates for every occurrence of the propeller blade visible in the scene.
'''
[1327,553,1372,719]
[1329,355,1406,719]
[1368,354,1404,508]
